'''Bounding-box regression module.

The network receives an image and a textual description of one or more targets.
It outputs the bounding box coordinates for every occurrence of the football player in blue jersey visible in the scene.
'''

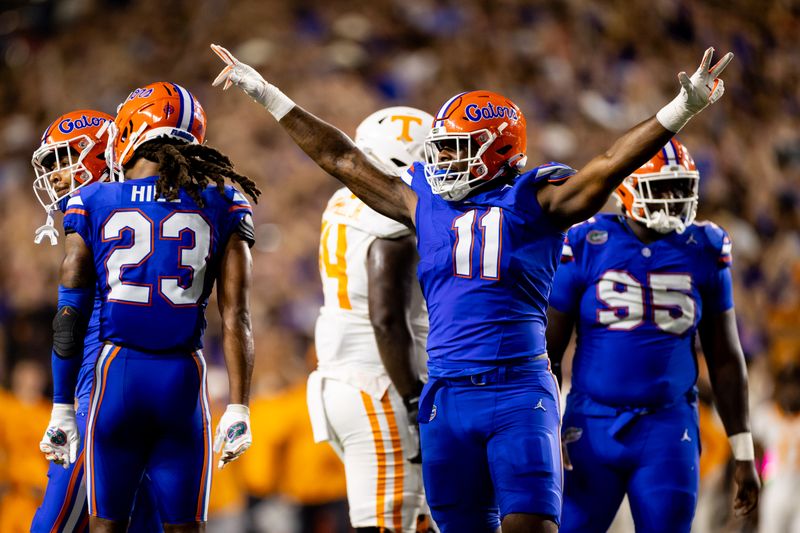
[50,82,261,533]
[546,139,760,533]
[32,109,163,533]
[211,44,732,533]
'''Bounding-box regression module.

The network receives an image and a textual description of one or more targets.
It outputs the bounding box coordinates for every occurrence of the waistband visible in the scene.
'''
[103,342,203,359]
[417,354,550,424]
[566,388,698,439]
[437,354,551,387]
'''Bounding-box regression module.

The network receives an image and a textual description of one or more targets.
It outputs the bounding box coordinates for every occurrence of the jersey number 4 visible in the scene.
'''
[596,270,696,335]
[103,210,211,306]
[452,207,502,279]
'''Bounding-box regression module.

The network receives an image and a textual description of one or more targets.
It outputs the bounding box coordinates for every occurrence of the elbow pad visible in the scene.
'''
[52,306,88,359]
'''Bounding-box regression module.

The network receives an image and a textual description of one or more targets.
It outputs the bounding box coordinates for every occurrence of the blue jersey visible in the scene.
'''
[63,176,253,352]
[549,214,733,406]
[402,161,576,378]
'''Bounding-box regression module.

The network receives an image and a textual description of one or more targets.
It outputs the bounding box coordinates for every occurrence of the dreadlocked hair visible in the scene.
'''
[130,138,261,207]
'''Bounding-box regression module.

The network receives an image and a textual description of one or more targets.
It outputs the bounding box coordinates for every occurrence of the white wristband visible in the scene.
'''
[52,403,75,415]
[655,95,694,133]
[728,432,755,461]
[262,84,295,121]
[226,403,250,416]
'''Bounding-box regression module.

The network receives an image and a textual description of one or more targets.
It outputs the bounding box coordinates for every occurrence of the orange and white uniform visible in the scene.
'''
[308,188,429,533]
[754,403,800,533]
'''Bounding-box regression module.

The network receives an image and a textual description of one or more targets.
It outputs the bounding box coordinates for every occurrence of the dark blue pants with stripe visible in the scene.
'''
[85,345,212,524]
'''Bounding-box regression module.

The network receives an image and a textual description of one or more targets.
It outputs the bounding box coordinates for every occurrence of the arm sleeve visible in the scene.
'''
[548,235,585,315]
[51,285,94,404]
[51,350,81,404]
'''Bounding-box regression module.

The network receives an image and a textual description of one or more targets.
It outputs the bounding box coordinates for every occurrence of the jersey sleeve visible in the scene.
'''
[62,193,92,245]
[531,162,578,185]
[222,187,255,247]
[699,223,734,314]
[400,163,418,188]
[548,232,585,315]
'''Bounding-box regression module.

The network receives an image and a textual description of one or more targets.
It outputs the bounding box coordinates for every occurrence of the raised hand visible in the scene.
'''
[678,47,734,113]
[657,47,734,132]
[210,43,295,120]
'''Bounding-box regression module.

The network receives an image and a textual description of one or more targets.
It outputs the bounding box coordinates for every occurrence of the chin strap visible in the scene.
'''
[34,210,59,246]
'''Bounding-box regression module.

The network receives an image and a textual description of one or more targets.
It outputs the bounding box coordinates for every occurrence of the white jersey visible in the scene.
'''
[313,187,429,398]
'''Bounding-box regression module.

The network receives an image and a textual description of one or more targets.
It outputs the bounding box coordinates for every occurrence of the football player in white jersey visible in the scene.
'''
[307,106,434,533]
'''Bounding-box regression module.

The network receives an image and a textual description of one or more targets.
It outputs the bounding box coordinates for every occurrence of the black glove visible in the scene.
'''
[403,381,425,464]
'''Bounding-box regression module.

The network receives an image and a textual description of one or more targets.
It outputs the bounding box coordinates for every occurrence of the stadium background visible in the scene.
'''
[0,0,797,531]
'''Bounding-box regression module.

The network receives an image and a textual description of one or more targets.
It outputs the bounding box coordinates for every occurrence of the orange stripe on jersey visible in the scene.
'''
[380,393,404,532]
[65,208,88,216]
[89,346,120,514]
[192,353,211,521]
[50,451,85,533]
[228,205,251,212]
[361,391,387,529]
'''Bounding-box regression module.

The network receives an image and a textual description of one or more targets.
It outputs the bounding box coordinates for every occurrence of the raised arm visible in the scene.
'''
[538,48,733,230]
[213,233,255,469]
[210,44,417,227]
[698,308,760,516]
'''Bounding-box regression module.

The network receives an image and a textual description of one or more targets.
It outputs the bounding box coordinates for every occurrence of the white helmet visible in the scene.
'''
[355,106,434,176]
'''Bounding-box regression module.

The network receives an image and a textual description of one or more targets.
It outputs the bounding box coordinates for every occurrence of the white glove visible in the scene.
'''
[656,47,734,133]
[34,211,59,246]
[39,403,80,469]
[213,404,252,469]
[210,44,296,120]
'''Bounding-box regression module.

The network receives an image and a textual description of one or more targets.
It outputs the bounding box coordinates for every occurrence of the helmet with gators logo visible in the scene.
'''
[423,90,527,201]
[32,109,115,213]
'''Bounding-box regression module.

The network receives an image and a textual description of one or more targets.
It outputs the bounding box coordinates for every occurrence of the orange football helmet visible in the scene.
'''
[112,82,207,171]
[32,109,115,213]
[615,138,700,234]
[423,90,527,201]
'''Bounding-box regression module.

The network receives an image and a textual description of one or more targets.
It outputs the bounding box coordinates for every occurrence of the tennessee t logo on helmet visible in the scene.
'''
[354,106,434,176]
[423,90,527,201]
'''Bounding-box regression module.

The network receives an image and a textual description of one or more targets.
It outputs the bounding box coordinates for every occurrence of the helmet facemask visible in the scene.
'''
[31,119,113,213]
[423,123,507,202]
[623,168,699,234]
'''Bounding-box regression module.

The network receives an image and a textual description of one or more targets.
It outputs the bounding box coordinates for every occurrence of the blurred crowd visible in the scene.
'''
[0,0,798,531]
